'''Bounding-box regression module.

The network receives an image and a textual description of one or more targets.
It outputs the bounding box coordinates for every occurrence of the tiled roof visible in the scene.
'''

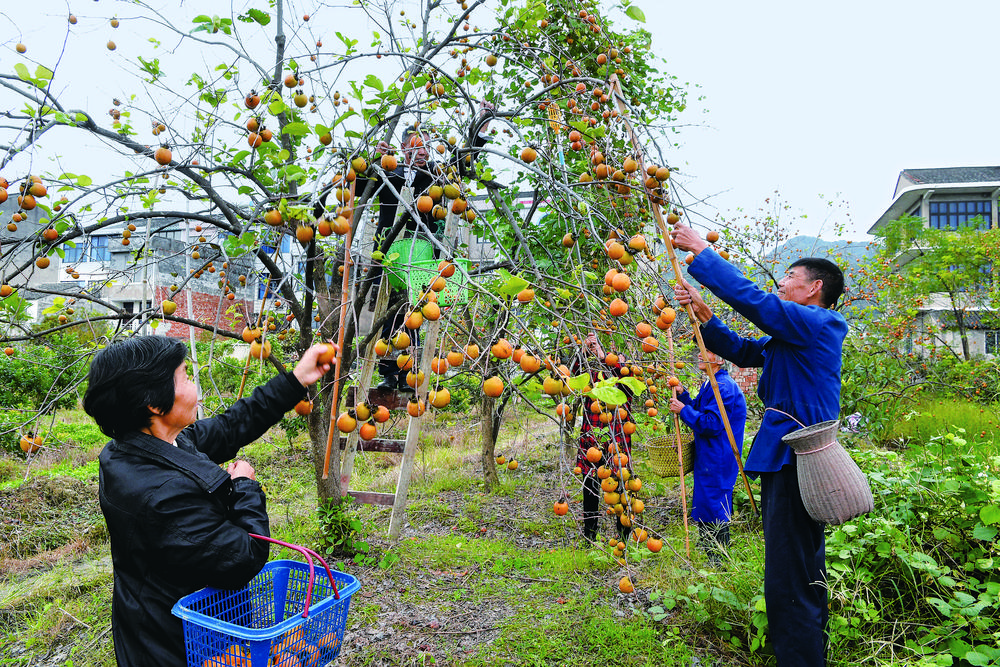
[902,167,1000,185]
[935,310,999,330]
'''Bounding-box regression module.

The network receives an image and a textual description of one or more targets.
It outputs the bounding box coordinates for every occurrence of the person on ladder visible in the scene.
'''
[363,101,494,392]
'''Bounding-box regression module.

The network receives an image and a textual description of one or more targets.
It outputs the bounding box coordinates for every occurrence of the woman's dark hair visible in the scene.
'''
[83,335,188,439]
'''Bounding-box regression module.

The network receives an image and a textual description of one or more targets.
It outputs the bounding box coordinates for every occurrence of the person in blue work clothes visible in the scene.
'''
[667,347,747,565]
[671,221,847,667]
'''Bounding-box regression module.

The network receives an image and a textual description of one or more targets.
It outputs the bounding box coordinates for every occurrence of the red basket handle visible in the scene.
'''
[249,534,340,618]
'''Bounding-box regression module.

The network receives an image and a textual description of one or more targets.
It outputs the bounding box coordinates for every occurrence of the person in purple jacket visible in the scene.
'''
[668,347,747,564]
[671,221,847,667]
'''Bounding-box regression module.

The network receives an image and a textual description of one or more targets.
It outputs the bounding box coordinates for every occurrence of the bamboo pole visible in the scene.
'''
[322,178,357,479]
[608,74,756,514]
[666,326,691,559]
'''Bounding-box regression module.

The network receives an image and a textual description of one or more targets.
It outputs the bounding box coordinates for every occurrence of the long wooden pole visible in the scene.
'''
[608,74,756,514]
[322,178,357,479]
[666,326,691,559]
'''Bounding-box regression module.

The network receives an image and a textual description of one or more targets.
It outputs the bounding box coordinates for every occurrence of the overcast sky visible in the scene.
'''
[4,1,998,243]
[632,0,1000,240]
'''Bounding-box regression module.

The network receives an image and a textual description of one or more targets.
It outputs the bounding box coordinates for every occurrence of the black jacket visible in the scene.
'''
[98,371,306,667]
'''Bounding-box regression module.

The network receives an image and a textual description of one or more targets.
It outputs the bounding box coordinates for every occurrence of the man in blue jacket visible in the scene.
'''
[671,221,847,667]
[668,347,747,564]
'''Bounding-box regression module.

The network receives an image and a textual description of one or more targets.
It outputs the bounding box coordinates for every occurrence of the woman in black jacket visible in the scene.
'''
[83,335,330,667]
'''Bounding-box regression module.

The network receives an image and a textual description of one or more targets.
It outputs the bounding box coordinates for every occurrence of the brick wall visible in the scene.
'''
[730,365,759,396]
[154,285,257,340]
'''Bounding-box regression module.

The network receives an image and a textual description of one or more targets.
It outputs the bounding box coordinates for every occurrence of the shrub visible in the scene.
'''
[0,345,84,412]
[826,433,1000,665]
[928,355,1000,404]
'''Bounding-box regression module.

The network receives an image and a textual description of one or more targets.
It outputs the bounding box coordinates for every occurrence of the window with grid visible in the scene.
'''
[928,201,991,230]
[62,235,111,262]
[986,330,1000,355]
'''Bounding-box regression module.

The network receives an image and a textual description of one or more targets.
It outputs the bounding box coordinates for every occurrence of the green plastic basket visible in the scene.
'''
[385,237,434,290]
[385,236,469,306]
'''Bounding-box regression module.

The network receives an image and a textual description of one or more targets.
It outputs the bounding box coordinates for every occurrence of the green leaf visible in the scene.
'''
[14,63,30,81]
[192,15,212,23]
[232,150,251,163]
[973,524,997,541]
[964,652,991,667]
[497,270,529,297]
[34,65,54,81]
[625,5,646,22]
[268,99,287,116]
[925,597,953,616]
[364,74,384,92]
[53,112,76,126]
[980,504,1000,525]
[333,109,357,128]
[589,386,627,406]
[565,373,591,391]
[281,122,310,136]
[240,8,271,25]
[76,175,92,187]
[617,377,646,395]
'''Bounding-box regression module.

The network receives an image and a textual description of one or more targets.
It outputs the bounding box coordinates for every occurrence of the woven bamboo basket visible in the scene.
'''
[645,433,694,477]
[782,419,874,525]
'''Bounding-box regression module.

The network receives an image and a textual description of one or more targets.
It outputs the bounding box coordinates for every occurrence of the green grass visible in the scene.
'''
[888,395,1000,453]
[382,536,699,666]
[5,400,999,667]
[0,458,100,491]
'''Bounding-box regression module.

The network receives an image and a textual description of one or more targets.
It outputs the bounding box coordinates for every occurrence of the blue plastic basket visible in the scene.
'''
[172,545,359,667]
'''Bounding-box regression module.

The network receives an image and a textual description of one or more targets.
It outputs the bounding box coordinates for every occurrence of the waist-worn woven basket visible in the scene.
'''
[782,419,874,525]
[645,432,694,477]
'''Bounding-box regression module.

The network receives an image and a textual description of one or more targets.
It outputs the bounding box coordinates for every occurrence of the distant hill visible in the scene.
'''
[770,235,875,273]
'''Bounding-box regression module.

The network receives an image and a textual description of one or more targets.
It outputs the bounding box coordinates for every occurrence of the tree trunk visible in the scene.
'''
[309,407,340,501]
[955,310,971,361]
[481,390,500,492]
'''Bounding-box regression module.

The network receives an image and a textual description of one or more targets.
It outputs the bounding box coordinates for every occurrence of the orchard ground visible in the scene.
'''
[3,392,999,667]
[2,403,740,666]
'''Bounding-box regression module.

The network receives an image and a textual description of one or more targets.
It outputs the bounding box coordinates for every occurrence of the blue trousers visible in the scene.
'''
[760,463,828,666]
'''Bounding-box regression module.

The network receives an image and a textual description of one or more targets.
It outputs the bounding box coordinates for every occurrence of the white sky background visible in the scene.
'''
[2,0,998,243]
[632,0,1000,240]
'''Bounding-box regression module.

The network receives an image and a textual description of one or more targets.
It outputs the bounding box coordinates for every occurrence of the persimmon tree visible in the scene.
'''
[0,0,719,553]
[872,216,999,361]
